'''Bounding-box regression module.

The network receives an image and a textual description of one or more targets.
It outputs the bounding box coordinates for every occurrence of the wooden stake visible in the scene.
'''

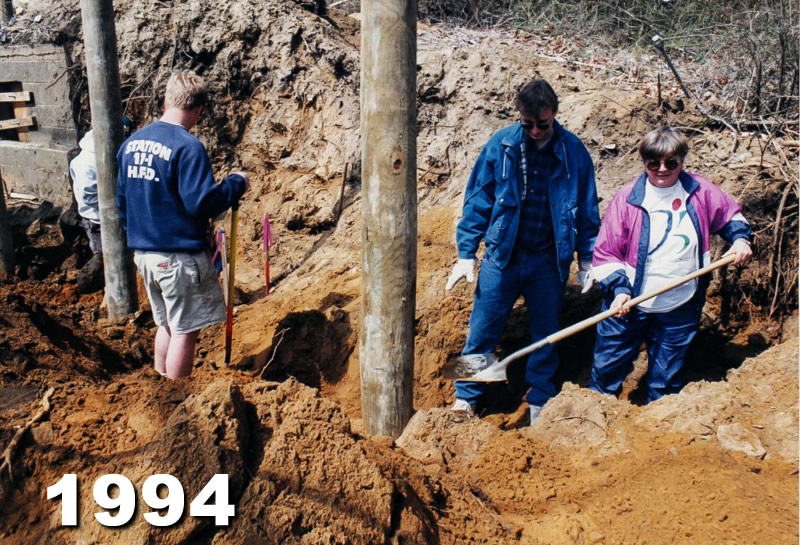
[224,207,239,364]
[335,162,349,224]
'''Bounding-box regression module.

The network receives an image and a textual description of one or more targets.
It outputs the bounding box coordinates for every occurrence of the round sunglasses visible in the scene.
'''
[520,119,552,131]
[645,158,681,171]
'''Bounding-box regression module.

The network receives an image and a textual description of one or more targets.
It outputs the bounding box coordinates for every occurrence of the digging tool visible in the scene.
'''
[444,254,737,383]
[651,35,692,100]
[263,213,273,296]
[224,205,239,364]
[213,228,226,275]
[216,229,228,302]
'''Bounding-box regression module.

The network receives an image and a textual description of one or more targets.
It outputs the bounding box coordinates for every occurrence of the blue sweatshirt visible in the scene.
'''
[117,121,246,251]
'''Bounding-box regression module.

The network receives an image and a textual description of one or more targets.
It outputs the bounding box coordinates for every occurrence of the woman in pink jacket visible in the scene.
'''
[589,127,752,402]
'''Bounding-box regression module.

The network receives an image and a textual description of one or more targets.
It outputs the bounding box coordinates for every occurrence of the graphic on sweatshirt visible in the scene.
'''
[122,139,174,182]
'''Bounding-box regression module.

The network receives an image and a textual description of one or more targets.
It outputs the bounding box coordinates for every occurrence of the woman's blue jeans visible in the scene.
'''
[589,298,702,403]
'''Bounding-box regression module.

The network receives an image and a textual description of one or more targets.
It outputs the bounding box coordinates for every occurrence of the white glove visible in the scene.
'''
[577,258,594,294]
[445,258,476,291]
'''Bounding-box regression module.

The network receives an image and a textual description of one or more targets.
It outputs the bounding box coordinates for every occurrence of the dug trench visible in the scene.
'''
[0,191,795,545]
[0,0,797,543]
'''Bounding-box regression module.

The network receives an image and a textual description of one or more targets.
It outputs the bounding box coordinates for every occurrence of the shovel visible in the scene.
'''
[224,205,239,365]
[445,254,736,383]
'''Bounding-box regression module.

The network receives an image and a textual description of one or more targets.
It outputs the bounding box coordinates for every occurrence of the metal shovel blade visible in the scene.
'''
[440,353,498,381]
[442,339,549,383]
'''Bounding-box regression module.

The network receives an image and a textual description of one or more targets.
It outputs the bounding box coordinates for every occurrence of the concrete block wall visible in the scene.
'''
[0,142,76,207]
[0,43,77,208]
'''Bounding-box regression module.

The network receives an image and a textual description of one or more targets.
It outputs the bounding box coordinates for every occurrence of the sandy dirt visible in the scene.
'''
[0,1,797,544]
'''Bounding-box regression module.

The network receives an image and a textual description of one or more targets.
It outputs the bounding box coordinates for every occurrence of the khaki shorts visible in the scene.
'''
[134,250,226,335]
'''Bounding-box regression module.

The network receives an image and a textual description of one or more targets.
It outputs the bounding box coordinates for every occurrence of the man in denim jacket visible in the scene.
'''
[446,79,600,424]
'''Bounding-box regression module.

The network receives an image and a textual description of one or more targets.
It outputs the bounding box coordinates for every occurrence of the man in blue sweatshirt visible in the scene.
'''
[117,70,249,379]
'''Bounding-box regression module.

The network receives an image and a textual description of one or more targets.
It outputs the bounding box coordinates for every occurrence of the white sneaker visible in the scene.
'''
[529,404,543,425]
[450,399,476,415]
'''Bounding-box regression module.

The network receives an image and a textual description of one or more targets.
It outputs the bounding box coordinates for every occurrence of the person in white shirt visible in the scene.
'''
[70,129,105,293]
[589,127,752,402]
[70,130,102,254]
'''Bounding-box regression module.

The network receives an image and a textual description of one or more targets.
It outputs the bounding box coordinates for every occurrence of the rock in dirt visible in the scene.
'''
[526,382,631,452]
[396,407,496,469]
[639,338,798,462]
[716,423,766,458]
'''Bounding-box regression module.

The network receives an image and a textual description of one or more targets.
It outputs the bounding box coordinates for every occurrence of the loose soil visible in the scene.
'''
[0,1,797,544]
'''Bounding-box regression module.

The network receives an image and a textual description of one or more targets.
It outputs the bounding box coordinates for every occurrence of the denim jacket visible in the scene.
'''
[456,121,600,282]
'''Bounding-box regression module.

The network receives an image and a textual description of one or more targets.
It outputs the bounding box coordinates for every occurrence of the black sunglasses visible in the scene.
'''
[520,119,552,131]
[645,158,681,171]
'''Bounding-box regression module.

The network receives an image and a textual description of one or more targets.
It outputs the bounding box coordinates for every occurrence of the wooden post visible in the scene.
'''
[80,0,138,320]
[1,0,14,23]
[359,0,417,437]
[0,174,14,279]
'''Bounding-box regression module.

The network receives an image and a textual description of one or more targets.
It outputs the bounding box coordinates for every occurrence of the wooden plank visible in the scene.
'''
[12,106,31,142]
[8,83,30,142]
[0,92,31,102]
[0,116,35,130]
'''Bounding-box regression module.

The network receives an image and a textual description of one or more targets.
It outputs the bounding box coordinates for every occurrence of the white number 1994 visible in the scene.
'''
[47,473,234,527]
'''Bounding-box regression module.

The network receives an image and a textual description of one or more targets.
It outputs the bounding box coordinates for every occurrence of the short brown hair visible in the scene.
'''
[639,127,689,161]
[515,79,559,117]
[164,70,208,111]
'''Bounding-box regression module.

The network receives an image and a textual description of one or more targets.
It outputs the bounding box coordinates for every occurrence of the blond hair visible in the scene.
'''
[164,70,208,111]
[639,127,689,161]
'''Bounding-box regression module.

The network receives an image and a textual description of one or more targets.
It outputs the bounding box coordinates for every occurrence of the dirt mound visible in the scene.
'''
[0,0,797,543]
[1,340,796,544]
[398,340,798,544]
[528,337,800,463]
[0,275,150,388]
[1,372,513,544]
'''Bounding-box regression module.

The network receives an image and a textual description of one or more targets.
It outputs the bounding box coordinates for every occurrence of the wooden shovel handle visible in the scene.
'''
[224,208,239,364]
[227,208,239,311]
[548,253,736,345]
[464,254,738,382]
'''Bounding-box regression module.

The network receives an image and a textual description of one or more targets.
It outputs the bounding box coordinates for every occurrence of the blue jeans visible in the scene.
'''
[82,218,103,254]
[589,298,702,403]
[455,248,564,406]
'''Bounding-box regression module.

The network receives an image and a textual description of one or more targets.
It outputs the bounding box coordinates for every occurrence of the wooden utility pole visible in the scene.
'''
[359,0,417,437]
[1,0,14,23]
[0,175,14,279]
[80,0,137,320]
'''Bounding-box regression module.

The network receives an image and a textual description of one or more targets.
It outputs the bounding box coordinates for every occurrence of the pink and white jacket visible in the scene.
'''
[592,171,750,299]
